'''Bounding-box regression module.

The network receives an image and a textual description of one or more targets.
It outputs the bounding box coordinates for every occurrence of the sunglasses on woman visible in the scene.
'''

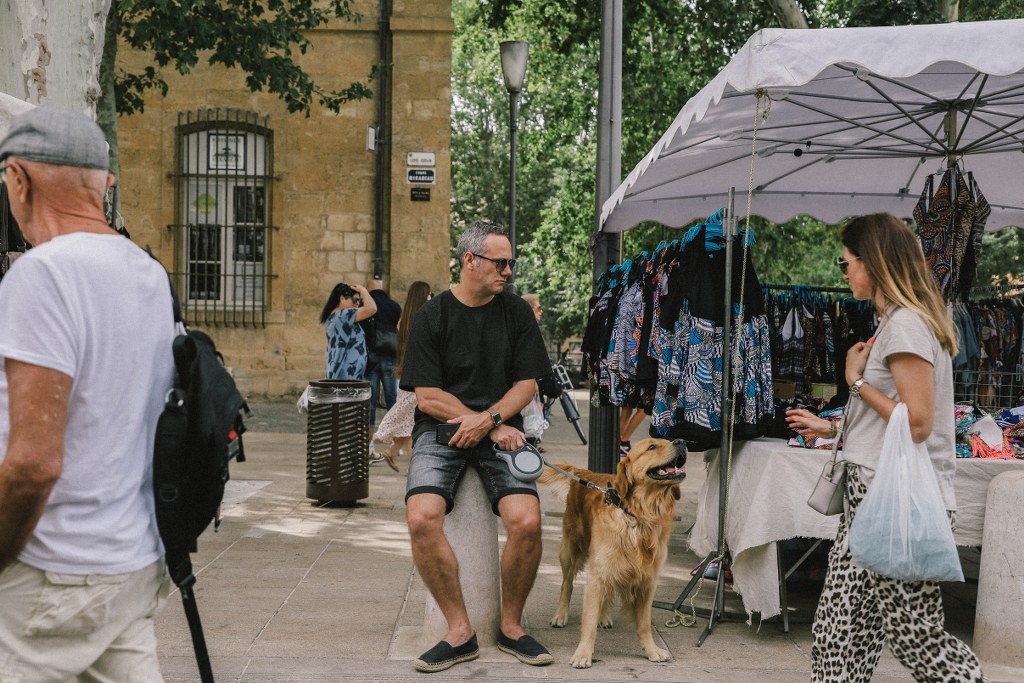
[836,255,861,275]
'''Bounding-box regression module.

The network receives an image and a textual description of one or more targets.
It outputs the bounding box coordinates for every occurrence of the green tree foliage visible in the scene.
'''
[453,0,780,345]
[113,0,373,116]
[961,0,1024,19]
[976,227,1024,286]
[518,152,599,346]
[817,0,944,26]
[453,0,1024,347]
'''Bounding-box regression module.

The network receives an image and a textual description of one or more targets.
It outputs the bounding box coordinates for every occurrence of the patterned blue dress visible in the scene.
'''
[326,308,367,380]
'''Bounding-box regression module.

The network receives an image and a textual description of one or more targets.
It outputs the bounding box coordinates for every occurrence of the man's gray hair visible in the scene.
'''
[456,220,507,269]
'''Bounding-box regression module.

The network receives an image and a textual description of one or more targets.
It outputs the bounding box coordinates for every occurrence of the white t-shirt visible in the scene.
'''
[841,307,957,510]
[0,233,177,574]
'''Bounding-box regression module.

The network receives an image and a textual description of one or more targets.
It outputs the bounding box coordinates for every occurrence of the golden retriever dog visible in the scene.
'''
[539,437,686,668]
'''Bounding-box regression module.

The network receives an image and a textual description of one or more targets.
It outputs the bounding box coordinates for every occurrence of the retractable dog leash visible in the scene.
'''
[491,442,545,481]
[491,443,629,512]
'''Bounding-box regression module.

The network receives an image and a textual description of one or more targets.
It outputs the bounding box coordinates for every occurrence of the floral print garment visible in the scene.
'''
[326,308,367,380]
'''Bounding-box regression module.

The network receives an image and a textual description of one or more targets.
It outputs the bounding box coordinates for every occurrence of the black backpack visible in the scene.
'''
[154,329,248,576]
[360,315,398,357]
[153,289,249,683]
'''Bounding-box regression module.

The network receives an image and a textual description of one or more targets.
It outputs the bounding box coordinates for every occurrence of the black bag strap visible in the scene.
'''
[145,247,187,329]
[146,250,215,683]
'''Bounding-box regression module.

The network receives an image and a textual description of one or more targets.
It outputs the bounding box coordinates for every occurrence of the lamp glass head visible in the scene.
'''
[500,41,529,94]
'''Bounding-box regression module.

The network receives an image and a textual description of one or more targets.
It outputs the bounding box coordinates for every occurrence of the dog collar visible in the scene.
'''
[601,485,636,519]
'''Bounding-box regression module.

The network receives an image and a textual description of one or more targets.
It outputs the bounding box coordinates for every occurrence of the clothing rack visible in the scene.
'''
[969,283,1024,295]
[762,283,852,294]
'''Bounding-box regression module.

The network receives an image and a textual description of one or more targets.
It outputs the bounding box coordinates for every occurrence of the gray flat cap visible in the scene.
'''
[0,106,109,171]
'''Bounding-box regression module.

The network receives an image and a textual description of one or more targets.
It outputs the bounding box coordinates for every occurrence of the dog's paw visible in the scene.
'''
[644,645,672,663]
[598,615,614,629]
[570,646,594,669]
[550,612,568,628]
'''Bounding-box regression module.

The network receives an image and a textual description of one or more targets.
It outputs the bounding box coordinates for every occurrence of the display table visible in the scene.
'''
[690,437,1024,619]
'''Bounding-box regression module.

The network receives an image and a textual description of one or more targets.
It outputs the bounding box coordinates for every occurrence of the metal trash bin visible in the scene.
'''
[305,379,371,504]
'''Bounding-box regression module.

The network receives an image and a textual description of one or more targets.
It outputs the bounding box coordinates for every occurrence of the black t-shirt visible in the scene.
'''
[400,290,550,441]
[369,289,401,329]
[361,289,402,365]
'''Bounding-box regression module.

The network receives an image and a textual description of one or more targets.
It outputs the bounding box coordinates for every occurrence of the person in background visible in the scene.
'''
[373,280,432,471]
[363,279,401,452]
[401,220,553,673]
[320,282,376,381]
[618,402,648,460]
[520,293,548,453]
[0,107,177,680]
[521,292,543,324]
[786,213,985,683]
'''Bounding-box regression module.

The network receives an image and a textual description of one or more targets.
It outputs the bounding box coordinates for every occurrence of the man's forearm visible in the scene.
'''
[0,468,55,571]
[415,387,475,422]
[488,379,537,423]
[417,379,538,423]
[0,361,70,572]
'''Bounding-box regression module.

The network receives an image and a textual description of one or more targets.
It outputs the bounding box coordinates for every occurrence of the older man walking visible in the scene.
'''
[0,107,176,681]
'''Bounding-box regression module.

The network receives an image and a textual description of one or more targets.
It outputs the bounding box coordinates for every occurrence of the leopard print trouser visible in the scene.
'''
[810,465,985,683]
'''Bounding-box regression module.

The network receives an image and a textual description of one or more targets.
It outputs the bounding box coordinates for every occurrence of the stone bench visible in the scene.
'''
[423,468,502,648]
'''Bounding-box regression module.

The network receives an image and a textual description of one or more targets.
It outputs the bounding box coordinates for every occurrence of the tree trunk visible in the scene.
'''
[940,0,959,21]
[97,0,120,224]
[0,0,112,114]
[97,0,119,179]
[766,0,809,29]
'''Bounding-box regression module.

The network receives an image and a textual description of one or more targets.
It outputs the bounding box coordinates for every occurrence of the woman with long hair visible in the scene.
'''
[786,213,983,682]
[321,281,376,380]
[373,281,432,471]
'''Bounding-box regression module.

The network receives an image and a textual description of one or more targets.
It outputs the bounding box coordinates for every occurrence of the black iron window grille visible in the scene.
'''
[170,109,275,328]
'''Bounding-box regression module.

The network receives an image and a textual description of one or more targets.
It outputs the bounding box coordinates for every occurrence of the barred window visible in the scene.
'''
[172,109,273,327]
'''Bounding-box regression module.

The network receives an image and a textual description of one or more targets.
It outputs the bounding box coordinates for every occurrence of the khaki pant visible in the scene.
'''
[0,559,168,683]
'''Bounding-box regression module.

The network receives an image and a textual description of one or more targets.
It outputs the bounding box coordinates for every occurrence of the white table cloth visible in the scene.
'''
[690,437,1023,619]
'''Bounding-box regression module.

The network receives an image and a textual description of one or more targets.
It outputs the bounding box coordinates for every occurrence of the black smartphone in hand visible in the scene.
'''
[435,423,459,444]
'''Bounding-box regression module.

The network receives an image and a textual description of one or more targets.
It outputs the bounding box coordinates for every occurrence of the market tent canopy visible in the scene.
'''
[599,20,1024,233]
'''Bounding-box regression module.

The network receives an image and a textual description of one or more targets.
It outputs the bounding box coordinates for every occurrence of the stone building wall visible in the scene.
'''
[116,1,453,398]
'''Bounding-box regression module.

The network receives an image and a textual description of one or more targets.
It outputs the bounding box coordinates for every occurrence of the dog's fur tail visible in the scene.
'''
[537,463,580,503]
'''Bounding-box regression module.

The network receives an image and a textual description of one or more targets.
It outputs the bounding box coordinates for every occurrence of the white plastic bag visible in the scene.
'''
[522,396,548,440]
[296,386,310,414]
[849,403,963,582]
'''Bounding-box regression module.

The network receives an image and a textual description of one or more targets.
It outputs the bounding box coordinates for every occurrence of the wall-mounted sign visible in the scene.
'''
[407,168,436,184]
[411,188,431,202]
[208,133,245,171]
[407,151,436,167]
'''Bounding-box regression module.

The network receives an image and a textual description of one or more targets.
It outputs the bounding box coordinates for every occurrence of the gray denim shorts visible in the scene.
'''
[405,432,538,515]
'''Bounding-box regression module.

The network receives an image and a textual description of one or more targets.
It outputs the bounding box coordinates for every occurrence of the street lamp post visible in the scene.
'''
[500,40,528,259]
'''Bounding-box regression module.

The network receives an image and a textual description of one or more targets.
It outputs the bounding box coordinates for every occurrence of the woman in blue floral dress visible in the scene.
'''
[320,282,377,379]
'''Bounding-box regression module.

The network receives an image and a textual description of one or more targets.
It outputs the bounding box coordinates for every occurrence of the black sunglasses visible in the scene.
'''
[472,252,516,271]
[836,255,860,275]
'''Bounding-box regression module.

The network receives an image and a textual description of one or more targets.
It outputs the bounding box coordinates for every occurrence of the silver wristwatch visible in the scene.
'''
[489,410,503,428]
[850,377,867,398]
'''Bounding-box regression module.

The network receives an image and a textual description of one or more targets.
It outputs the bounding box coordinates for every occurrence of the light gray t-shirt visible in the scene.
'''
[841,307,956,510]
[0,233,177,573]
